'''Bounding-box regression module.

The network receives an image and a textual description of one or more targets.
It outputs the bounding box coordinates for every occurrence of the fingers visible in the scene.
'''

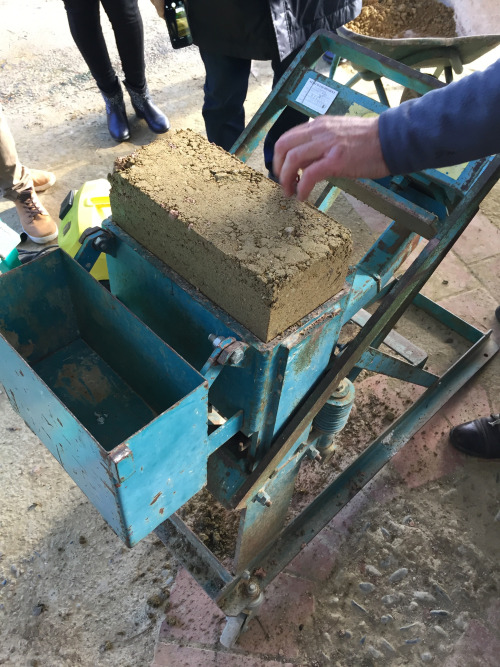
[278,139,328,197]
[150,0,165,18]
[273,121,313,179]
[275,115,389,200]
[295,152,340,201]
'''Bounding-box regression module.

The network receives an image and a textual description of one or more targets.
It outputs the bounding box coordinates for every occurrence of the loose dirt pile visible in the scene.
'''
[178,489,240,565]
[347,0,457,38]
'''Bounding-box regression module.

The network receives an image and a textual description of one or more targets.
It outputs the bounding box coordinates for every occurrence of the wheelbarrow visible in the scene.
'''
[328,26,500,105]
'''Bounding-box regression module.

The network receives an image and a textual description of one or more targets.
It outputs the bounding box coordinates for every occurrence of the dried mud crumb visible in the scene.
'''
[146,594,163,608]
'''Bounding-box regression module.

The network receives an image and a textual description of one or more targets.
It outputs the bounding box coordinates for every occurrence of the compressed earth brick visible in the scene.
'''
[109,129,352,342]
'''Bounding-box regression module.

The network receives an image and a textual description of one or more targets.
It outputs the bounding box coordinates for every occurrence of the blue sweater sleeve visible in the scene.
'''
[378,58,500,175]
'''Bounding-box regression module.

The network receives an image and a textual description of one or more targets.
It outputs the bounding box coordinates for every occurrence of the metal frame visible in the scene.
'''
[152,31,500,636]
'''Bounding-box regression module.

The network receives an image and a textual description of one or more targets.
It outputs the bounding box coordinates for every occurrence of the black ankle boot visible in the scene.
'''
[450,414,500,459]
[99,84,130,142]
[124,81,169,134]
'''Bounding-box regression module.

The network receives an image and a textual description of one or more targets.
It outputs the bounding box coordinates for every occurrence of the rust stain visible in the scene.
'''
[159,508,165,515]
[150,491,162,505]
[102,479,115,494]
[54,361,114,405]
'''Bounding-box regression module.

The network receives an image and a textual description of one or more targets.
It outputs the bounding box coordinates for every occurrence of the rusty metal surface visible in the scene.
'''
[234,455,299,572]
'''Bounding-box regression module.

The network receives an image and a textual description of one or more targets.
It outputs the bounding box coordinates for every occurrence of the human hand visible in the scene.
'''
[150,0,165,19]
[273,115,390,201]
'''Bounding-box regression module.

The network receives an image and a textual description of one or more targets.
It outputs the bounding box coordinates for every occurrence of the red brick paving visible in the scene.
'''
[237,574,315,658]
[421,250,481,302]
[442,620,500,667]
[159,568,225,645]
[391,412,465,488]
[452,211,500,265]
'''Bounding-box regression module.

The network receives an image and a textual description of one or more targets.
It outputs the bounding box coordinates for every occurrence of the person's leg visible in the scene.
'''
[101,0,168,133]
[200,51,251,152]
[62,0,130,141]
[264,49,309,175]
[62,0,117,93]
[0,108,30,200]
[0,108,58,244]
[100,0,145,88]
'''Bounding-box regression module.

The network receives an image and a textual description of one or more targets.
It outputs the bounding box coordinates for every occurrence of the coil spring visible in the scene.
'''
[313,378,355,435]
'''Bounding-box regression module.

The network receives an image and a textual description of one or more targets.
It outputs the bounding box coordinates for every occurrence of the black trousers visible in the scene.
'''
[63,0,145,93]
[200,48,307,173]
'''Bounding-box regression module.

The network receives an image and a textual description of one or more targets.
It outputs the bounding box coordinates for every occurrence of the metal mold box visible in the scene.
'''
[0,249,208,546]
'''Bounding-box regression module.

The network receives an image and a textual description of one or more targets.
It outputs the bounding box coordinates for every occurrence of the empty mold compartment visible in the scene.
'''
[0,250,208,546]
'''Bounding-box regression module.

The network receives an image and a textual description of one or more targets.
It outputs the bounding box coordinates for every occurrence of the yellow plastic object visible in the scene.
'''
[58,179,112,281]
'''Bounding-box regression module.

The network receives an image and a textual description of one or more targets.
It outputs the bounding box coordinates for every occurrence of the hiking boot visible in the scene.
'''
[449,414,500,459]
[30,168,56,192]
[100,82,130,142]
[14,187,58,244]
[124,80,169,134]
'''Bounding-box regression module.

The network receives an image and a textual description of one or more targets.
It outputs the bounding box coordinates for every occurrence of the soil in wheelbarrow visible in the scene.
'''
[347,0,457,39]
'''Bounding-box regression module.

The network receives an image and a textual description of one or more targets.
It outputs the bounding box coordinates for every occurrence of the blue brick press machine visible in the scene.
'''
[0,33,499,645]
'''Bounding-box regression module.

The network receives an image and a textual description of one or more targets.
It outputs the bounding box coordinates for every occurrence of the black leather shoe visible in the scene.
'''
[124,81,169,134]
[449,414,500,459]
[99,84,130,142]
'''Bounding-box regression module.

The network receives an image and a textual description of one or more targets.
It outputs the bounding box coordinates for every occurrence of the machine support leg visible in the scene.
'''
[217,331,498,611]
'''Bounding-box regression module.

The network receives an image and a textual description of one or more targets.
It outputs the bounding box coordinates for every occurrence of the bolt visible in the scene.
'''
[240,570,251,581]
[208,334,223,348]
[306,446,322,462]
[227,347,245,365]
[247,583,258,595]
[255,491,272,507]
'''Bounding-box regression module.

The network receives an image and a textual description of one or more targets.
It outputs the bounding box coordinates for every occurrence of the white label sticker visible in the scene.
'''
[296,79,339,114]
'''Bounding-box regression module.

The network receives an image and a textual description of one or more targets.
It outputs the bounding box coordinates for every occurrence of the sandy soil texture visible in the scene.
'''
[347,0,457,38]
[300,463,500,666]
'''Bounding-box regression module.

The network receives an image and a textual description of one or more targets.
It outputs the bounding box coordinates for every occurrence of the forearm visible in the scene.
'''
[379,59,500,175]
